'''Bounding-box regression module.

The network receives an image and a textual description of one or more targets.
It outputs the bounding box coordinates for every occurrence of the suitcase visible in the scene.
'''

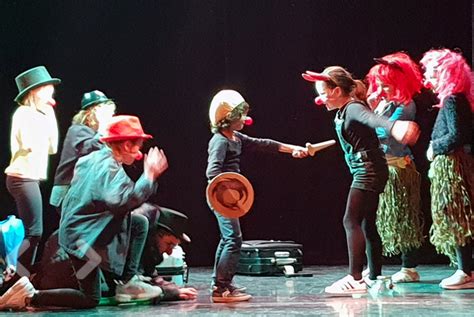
[237,240,311,277]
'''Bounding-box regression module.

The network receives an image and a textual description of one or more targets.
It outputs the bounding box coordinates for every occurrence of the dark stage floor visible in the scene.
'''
[18,265,474,316]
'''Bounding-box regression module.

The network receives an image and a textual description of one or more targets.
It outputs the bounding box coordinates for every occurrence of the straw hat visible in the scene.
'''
[206,172,254,218]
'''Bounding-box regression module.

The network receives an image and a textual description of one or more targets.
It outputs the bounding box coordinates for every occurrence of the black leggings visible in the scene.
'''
[6,176,43,276]
[401,248,419,268]
[456,243,472,275]
[30,255,101,309]
[343,187,382,280]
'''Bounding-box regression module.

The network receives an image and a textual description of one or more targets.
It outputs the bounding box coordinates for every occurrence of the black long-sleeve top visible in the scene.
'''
[53,124,103,185]
[340,102,395,153]
[336,102,393,193]
[430,94,473,155]
[206,131,281,180]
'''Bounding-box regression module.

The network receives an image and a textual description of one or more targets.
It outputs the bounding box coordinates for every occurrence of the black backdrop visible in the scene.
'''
[0,0,471,266]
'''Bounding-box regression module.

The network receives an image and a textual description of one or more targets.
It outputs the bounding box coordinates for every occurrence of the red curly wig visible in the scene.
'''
[420,49,473,111]
[366,52,423,105]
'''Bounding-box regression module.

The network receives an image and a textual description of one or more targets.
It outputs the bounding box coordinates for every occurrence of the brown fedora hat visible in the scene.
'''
[206,172,254,218]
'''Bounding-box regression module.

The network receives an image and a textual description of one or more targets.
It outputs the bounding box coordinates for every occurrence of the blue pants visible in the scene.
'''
[212,211,242,288]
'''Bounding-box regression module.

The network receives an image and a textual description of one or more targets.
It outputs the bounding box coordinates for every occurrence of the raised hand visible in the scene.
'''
[144,146,168,181]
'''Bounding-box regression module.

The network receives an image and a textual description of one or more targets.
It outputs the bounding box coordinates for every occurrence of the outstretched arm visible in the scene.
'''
[278,143,309,158]
[237,132,308,158]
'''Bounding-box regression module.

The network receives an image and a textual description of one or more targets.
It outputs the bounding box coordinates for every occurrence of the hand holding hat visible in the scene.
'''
[206,172,254,218]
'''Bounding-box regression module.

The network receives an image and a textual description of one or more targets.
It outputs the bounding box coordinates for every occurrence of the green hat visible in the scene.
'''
[14,66,61,103]
[157,207,191,243]
[81,90,113,110]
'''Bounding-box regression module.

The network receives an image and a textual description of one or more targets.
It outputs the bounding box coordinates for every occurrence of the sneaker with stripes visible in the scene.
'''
[325,275,368,295]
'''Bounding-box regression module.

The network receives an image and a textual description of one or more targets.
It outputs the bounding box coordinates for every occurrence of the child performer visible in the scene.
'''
[420,49,474,290]
[206,89,308,303]
[302,66,420,294]
[50,90,116,212]
[365,52,425,283]
[5,66,60,276]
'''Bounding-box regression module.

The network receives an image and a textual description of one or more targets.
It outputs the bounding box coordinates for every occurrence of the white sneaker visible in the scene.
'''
[0,276,36,310]
[440,270,474,290]
[115,275,163,302]
[391,268,420,283]
[325,275,367,295]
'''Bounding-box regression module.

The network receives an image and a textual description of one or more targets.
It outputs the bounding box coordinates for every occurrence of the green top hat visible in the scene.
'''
[14,66,61,103]
[81,90,113,110]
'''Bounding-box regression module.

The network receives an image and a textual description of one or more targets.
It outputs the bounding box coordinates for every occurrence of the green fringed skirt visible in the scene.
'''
[429,152,474,264]
[377,157,424,256]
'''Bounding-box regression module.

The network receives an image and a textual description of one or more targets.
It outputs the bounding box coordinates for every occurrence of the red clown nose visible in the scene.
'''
[135,151,143,160]
[48,98,57,107]
[314,96,325,106]
[244,116,253,126]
